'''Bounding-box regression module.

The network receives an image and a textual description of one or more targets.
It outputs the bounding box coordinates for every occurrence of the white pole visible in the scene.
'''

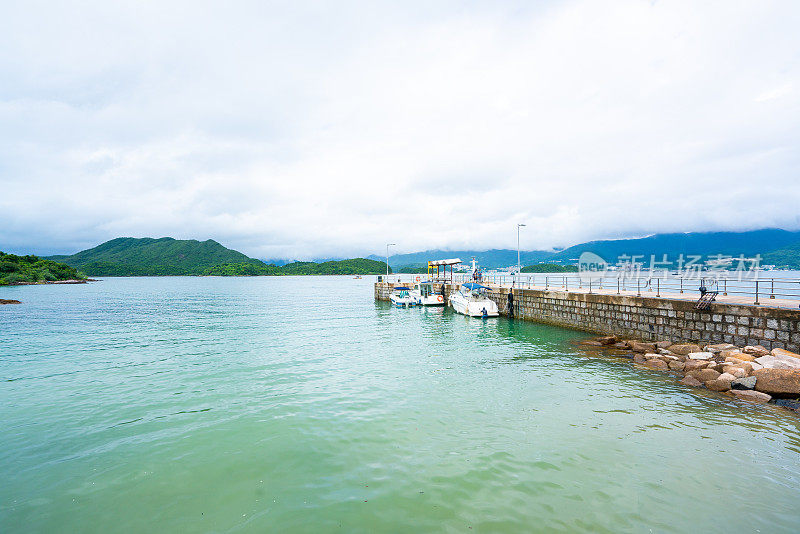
[517,223,526,288]
[386,243,395,277]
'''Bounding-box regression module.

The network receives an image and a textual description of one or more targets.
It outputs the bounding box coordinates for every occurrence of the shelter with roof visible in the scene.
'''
[428,258,461,283]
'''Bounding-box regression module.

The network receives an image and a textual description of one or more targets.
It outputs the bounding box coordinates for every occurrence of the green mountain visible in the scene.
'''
[49,237,267,276]
[762,241,800,269]
[0,252,85,285]
[521,263,578,273]
[547,229,800,265]
[279,258,388,275]
[48,238,389,276]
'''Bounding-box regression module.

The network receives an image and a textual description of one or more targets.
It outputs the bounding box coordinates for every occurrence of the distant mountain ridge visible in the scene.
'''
[547,229,800,264]
[49,238,390,276]
[378,229,800,270]
[279,258,387,275]
[44,228,800,276]
[49,237,265,276]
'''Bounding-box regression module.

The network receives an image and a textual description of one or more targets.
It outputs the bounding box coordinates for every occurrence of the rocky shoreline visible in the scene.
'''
[580,336,800,414]
[0,299,22,304]
[5,278,97,286]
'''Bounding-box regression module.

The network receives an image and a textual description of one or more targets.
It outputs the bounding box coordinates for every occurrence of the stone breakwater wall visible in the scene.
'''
[374,282,800,354]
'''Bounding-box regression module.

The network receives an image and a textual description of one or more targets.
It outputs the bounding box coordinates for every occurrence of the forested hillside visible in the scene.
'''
[0,252,85,285]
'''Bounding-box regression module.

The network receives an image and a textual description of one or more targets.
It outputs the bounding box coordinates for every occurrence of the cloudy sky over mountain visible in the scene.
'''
[2,0,799,259]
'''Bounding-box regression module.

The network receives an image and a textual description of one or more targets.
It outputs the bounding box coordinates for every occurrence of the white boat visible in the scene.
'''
[411,281,445,306]
[389,286,417,307]
[449,283,499,317]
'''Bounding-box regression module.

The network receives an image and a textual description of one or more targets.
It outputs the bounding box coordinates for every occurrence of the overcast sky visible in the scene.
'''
[1,1,799,259]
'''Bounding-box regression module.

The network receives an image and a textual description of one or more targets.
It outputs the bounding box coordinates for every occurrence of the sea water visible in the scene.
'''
[2,276,800,532]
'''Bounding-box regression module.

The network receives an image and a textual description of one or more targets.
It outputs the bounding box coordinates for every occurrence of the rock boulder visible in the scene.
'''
[688,368,721,382]
[722,366,748,379]
[755,356,800,370]
[705,343,737,354]
[753,368,800,396]
[680,375,704,387]
[771,348,800,360]
[706,379,732,392]
[721,349,746,360]
[644,359,669,370]
[729,390,771,403]
[597,335,618,346]
[684,360,709,371]
[743,345,770,357]
[669,361,686,371]
[731,376,757,390]
[668,344,702,356]
[631,341,657,353]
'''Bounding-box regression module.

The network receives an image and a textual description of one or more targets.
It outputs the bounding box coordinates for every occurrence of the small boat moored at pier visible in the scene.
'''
[412,282,446,306]
[449,283,499,317]
[390,286,417,307]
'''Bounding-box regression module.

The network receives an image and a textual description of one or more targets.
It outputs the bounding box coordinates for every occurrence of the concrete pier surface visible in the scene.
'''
[487,280,800,311]
[375,278,800,354]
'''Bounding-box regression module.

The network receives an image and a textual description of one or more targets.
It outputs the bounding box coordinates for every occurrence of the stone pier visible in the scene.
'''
[375,281,800,353]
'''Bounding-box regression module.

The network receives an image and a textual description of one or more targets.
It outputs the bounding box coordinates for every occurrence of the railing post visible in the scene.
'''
[637,279,641,297]
[589,279,592,294]
[723,279,727,296]
[770,279,775,299]
[545,276,549,290]
[565,276,569,292]
[657,278,660,297]
[617,277,620,294]
[680,278,683,294]
[755,280,760,305]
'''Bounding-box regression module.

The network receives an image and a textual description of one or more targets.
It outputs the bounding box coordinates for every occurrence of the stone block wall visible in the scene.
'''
[375,282,800,352]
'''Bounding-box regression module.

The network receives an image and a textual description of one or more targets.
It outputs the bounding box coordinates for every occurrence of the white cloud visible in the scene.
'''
[1,0,799,258]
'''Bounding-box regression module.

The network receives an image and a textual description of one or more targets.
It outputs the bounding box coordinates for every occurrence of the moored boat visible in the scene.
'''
[411,281,446,306]
[389,286,416,307]
[449,283,499,317]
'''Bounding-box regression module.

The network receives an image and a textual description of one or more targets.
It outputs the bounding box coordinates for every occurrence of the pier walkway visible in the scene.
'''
[386,273,800,310]
[376,275,800,353]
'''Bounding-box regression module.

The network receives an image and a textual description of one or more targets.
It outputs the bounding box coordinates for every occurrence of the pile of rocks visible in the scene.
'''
[583,336,800,412]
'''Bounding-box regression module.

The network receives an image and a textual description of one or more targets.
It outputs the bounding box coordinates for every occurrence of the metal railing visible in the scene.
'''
[383,272,800,306]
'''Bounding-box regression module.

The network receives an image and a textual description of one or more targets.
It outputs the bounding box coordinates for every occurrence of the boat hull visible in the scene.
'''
[418,294,446,306]
[390,295,416,307]
[448,294,499,317]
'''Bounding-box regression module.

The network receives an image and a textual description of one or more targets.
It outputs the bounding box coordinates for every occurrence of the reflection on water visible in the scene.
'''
[2,276,800,532]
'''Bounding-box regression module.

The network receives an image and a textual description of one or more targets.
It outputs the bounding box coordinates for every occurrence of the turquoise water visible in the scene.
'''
[2,276,800,533]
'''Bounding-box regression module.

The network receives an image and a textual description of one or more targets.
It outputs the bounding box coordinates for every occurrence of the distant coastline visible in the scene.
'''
[0,252,87,286]
[44,238,390,277]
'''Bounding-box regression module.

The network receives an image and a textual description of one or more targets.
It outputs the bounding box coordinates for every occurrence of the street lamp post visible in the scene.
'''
[517,224,526,284]
[386,243,396,277]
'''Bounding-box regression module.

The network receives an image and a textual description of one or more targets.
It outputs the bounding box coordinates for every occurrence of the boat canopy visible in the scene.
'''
[461,283,490,290]
[393,286,411,290]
